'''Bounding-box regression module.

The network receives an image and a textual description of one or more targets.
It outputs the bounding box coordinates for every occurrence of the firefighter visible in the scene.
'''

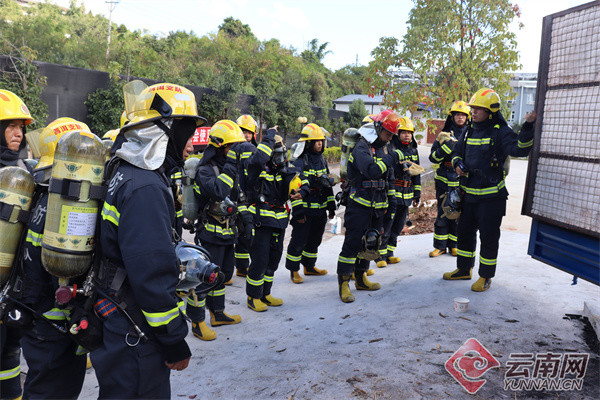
[379,117,421,267]
[19,119,92,399]
[444,88,536,291]
[188,120,244,336]
[336,110,401,303]
[429,101,470,257]
[0,89,33,400]
[233,114,259,278]
[92,82,204,398]
[246,129,302,312]
[285,123,335,283]
[169,136,195,239]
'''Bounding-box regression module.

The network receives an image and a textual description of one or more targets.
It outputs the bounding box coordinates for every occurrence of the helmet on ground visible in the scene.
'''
[208,120,245,148]
[449,101,471,117]
[236,115,257,134]
[0,90,33,125]
[120,111,129,128]
[124,83,206,130]
[299,123,325,141]
[397,117,415,133]
[373,110,400,134]
[35,118,91,169]
[469,88,501,113]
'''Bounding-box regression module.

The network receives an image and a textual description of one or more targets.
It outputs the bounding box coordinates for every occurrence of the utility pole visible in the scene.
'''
[105,1,119,61]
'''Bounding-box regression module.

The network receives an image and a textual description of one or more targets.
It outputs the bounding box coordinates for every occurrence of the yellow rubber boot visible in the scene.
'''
[442,268,472,280]
[262,294,283,306]
[338,275,355,303]
[366,269,374,276]
[376,259,387,268]
[429,248,446,257]
[450,248,458,256]
[387,256,401,264]
[471,277,492,292]
[304,266,328,275]
[355,272,381,291]
[209,310,242,326]
[290,271,304,284]
[224,278,233,286]
[86,355,92,369]
[236,269,247,277]
[192,321,217,341]
[247,296,268,312]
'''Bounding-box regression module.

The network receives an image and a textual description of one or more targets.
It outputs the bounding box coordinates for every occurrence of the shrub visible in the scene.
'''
[323,146,341,163]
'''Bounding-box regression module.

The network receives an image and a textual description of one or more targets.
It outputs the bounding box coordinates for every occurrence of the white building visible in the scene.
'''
[508,73,537,125]
[332,94,387,115]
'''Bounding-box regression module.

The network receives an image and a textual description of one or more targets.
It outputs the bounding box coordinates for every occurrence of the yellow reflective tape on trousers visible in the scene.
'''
[257,143,272,157]
[338,255,356,264]
[349,192,388,209]
[235,252,250,259]
[286,253,302,262]
[218,173,234,188]
[187,296,205,307]
[457,249,475,258]
[207,288,225,297]
[26,229,43,247]
[479,255,497,265]
[264,275,274,283]
[248,206,288,219]
[302,250,317,258]
[461,180,505,195]
[142,306,180,327]
[0,365,20,381]
[466,137,492,146]
[246,276,264,286]
[101,202,120,226]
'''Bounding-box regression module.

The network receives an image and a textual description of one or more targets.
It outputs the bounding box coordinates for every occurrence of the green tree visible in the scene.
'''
[250,74,277,138]
[198,65,243,124]
[273,70,311,139]
[301,39,332,64]
[367,0,521,117]
[0,41,48,129]
[218,17,254,38]
[84,67,124,135]
[346,99,368,128]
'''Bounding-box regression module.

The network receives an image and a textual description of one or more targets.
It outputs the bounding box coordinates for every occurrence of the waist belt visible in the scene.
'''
[394,180,412,188]
[361,180,386,189]
[443,162,453,167]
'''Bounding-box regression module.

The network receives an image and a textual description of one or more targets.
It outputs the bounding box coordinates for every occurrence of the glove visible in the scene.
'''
[404,162,425,176]
[437,131,456,144]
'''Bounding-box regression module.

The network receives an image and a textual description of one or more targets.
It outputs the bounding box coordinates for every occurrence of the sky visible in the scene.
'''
[48,0,589,73]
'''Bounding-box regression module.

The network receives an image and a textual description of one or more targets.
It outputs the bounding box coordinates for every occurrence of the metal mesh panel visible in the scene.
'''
[524,2,600,237]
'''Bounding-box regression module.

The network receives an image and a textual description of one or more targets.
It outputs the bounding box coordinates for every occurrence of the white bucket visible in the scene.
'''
[454,297,470,312]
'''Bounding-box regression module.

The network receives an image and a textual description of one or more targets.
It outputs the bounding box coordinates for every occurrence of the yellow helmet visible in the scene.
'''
[236,115,257,134]
[208,120,245,148]
[36,118,91,169]
[0,90,34,125]
[103,129,119,142]
[288,174,302,195]
[469,88,501,113]
[449,101,471,117]
[299,123,325,141]
[397,117,415,133]
[362,114,375,125]
[120,111,129,128]
[125,83,206,130]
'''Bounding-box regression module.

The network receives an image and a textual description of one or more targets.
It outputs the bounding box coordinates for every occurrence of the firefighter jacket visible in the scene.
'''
[346,137,397,216]
[169,168,183,237]
[290,151,335,219]
[429,123,468,191]
[245,129,295,230]
[99,160,189,359]
[193,146,240,246]
[452,119,534,203]
[391,137,421,207]
[236,141,258,237]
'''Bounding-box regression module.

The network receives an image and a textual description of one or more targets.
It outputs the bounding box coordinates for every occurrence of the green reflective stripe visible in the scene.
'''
[304,168,327,176]
[246,275,264,286]
[0,365,20,380]
[171,171,182,179]
[452,156,462,164]
[434,233,449,240]
[241,151,253,159]
[101,202,120,227]
[338,255,356,264]
[394,149,405,160]
[187,296,206,307]
[414,185,421,191]
[26,229,43,247]
[387,245,395,251]
[177,300,185,313]
[349,192,388,209]
[204,223,235,235]
[43,308,70,320]
[257,143,272,156]
[193,183,201,195]
[448,234,457,241]
[176,209,183,217]
[264,275,274,283]
[348,154,354,163]
[387,189,395,196]
[466,137,492,146]
[479,255,497,266]
[457,249,475,258]
[301,179,310,186]
[291,199,303,207]
[461,180,505,195]
[238,205,248,212]
[248,206,289,219]
[142,306,180,327]
[378,249,387,255]
[518,139,533,148]
[302,250,317,258]
[286,253,302,262]
[431,152,444,161]
[207,288,225,297]
[441,144,452,154]
[376,160,387,174]
[218,173,234,188]
[235,252,250,259]
[399,192,414,200]
[258,171,275,181]
[75,346,88,356]
[327,196,335,202]
[227,150,237,160]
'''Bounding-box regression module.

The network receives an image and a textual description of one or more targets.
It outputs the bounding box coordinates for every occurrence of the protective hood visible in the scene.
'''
[115,119,172,170]
[357,123,378,144]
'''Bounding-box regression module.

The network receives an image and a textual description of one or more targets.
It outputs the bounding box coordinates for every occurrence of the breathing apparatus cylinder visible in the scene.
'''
[42,131,106,279]
[0,167,35,286]
[182,157,201,221]
[340,128,360,180]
